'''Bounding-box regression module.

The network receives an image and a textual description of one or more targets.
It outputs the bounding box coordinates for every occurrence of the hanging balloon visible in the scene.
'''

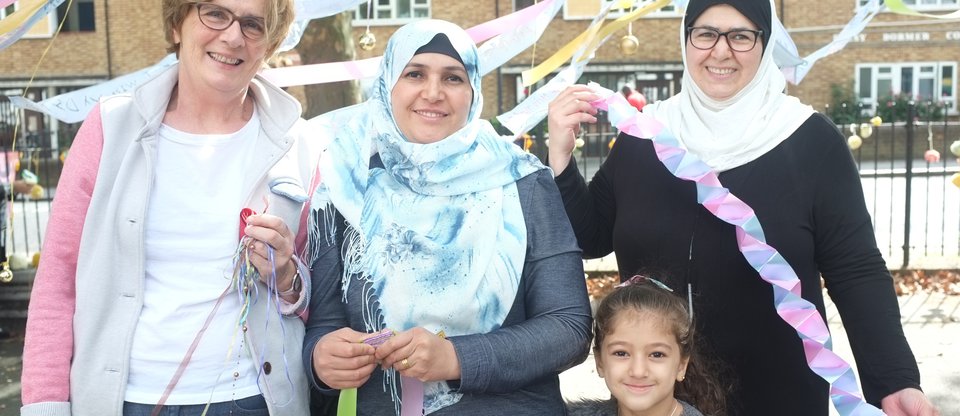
[848,123,858,135]
[619,35,639,55]
[924,149,940,163]
[949,140,960,157]
[847,135,862,150]
[870,116,883,127]
[359,31,376,51]
[858,123,873,139]
[952,172,960,188]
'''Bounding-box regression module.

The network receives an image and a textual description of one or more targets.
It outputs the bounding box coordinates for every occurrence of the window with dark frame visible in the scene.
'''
[56,0,95,32]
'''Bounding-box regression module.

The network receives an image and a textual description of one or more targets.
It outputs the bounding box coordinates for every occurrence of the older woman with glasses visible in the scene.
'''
[547,0,938,414]
[20,1,312,415]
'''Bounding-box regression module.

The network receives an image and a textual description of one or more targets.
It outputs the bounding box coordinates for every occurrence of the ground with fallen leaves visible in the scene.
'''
[585,270,960,300]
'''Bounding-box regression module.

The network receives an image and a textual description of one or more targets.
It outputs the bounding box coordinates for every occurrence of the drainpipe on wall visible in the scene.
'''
[104,0,113,78]
[495,0,503,116]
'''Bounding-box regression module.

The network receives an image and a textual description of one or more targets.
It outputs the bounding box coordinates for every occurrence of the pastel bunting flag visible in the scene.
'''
[0,0,66,52]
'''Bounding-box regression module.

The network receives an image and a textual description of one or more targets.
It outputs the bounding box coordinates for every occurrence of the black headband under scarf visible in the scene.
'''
[414,33,465,66]
[684,0,771,51]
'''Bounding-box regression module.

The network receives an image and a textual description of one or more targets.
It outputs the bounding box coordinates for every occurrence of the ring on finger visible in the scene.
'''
[401,358,413,369]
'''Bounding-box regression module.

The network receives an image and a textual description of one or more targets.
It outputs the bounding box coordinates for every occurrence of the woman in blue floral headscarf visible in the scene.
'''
[302,19,592,415]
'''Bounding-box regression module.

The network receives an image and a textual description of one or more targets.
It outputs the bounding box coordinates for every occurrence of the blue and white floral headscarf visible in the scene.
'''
[308,19,545,414]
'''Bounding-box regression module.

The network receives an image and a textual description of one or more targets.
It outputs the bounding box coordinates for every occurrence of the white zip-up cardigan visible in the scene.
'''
[21,64,314,416]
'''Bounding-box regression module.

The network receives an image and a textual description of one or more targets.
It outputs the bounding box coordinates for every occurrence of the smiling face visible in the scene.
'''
[596,310,689,416]
[390,52,474,144]
[172,0,269,98]
[684,4,763,101]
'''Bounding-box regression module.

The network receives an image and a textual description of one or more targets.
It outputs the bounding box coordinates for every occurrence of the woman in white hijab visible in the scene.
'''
[303,19,592,415]
[547,0,938,414]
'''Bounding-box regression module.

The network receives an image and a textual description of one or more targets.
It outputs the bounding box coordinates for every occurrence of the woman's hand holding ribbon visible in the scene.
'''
[313,328,378,389]
[376,327,460,382]
[546,85,599,176]
[243,213,300,302]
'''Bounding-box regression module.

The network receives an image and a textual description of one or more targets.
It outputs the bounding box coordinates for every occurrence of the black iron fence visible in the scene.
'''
[0,105,957,270]
[0,128,61,266]
[529,102,959,270]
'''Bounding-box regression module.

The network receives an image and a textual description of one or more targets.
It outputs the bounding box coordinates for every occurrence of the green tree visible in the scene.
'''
[827,83,861,125]
[296,12,362,118]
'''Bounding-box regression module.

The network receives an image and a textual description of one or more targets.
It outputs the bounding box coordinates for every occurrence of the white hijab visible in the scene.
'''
[643,0,813,172]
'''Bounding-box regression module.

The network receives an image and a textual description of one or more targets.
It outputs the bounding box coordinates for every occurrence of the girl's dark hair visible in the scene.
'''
[593,277,728,415]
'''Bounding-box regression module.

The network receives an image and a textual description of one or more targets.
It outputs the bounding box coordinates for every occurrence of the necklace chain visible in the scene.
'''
[617,399,681,416]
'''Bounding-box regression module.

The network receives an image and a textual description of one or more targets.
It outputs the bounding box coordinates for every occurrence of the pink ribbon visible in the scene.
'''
[400,377,424,416]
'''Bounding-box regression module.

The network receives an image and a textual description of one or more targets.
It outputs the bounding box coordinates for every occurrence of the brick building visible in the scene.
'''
[0,0,166,150]
[0,0,957,150]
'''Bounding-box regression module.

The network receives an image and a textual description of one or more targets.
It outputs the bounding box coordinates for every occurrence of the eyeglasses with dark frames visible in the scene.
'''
[193,2,266,41]
[686,26,762,53]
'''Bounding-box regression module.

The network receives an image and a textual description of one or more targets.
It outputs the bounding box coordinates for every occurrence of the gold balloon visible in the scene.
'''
[359,31,376,51]
[870,116,883,127]
[949,140,960,157]
[858,123,873,139]
[619,35,639,55]
[847,135,862,150]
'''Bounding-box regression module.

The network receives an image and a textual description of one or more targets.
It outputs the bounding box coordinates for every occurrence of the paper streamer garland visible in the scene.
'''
[0,0,66,51]
[8,53,178,123]
[9,0,563,122]
[8,0,959,123]
[497,0,641,135]
[586,82,884,416]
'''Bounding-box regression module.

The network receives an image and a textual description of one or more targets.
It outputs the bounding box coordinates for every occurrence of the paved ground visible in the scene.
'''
[0,318,25,416]
[1,293,956,415]
[559,291,960,415]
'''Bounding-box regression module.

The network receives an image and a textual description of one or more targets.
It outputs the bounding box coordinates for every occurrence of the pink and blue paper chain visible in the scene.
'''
[588,83,883,416]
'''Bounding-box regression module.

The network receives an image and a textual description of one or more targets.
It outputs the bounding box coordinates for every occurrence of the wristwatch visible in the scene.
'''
[279,266,302,295]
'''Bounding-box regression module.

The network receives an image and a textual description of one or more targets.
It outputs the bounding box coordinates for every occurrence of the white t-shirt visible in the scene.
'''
[125,113,263,404]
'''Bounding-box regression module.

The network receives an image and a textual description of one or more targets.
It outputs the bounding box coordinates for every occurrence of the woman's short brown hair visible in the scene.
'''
[161,0,295,58]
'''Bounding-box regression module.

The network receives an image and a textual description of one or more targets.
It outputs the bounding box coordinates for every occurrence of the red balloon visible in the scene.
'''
[627,90,647,111]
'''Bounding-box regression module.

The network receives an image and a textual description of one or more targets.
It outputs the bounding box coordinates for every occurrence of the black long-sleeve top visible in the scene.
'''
[555,113,921,415]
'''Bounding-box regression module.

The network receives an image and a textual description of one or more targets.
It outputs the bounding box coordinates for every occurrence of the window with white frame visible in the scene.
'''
[856,62,957,113]
[858,0,959,11]
[353,0,429,25]
[1,3,17,19]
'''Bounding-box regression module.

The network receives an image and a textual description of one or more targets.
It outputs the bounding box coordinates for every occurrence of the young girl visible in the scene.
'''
[568,275,727,416]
